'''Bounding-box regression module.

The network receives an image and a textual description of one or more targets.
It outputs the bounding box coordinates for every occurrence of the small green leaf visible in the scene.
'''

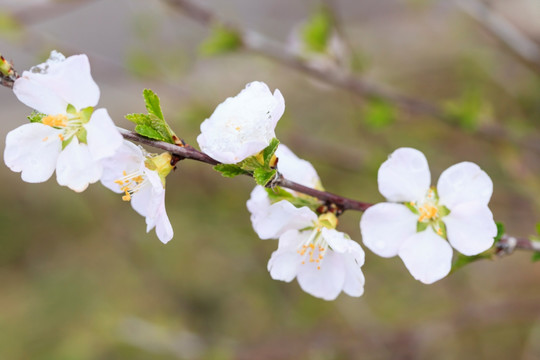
[532,252,540,262]
[200,25,242,56]
[404,201,419,215]
[125,113,151,126]
[364,99,396,129]
[126,89,178,144]
[76,127,87,144]
[79,107,94,123]
[439,206,451,217]
[143,89,164,120]
[417,221,428,232]
[302,7,333,53]
[263,138,280,166]
[66,104,77,115]
[28,111,45,123]
[451,252,492,273]
[134,124,167,141]
[214,164,250,178]
[253,168,276,186]
[494,222,505,242]
[265,187,321,211]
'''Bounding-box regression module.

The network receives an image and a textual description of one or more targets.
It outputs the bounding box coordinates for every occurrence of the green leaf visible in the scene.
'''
[27,111,45,123]
[200,25,242,56]
[532,252,540,262]
[126,90,178,144]
[302,7,333,53]
[79,107,94,123]
[263,138,280,166]
[364,99,396,129]
[439,205,451,217]
[76,127,87,144]
[451,252,492,273]
[265,187,321,211]
[214,164,250,178]
[66,104,77,115]
[536,222,540,235]
[253,168,276,186]
[134,124,167,141]
[494,222,505,242]
[417,221,428,232]
[125,113,151,126]
[143,89,164,120]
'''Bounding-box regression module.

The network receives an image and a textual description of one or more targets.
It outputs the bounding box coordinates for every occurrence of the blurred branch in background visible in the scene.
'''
[163,0,540,154]
[455,0,540,75]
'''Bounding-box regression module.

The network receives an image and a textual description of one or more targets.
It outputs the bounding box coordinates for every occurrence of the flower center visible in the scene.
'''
[296,213,338,270]
[114,170,147,202]
[408,188,450,237]
[297,228,328,270]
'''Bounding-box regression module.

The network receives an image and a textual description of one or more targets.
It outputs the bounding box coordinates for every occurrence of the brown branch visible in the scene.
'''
[162,0,540,155]
[1,55,539,255]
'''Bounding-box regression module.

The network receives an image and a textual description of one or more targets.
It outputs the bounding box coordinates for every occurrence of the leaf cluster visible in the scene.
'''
[214,138,280,186]
[126,89,177,144]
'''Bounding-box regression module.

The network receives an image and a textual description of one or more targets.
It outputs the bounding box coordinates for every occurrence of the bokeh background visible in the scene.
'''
[1,0,540,359]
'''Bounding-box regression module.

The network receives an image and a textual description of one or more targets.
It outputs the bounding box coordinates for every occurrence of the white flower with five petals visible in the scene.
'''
[247,145,365,300]
[360,147,497,284]
[4,51,122,192]
[101,141,173,244]
[197,81,284,164]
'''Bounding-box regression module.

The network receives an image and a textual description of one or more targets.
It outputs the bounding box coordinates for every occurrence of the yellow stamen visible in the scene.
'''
[418,204,438,222]
[42,114,68,127]
[42,136,48,142]
[122,191,131,201]
[58,134,64,141]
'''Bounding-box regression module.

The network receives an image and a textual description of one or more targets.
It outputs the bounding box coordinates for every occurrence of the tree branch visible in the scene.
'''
[455,0,540,74]
[162,0,540,154]
[1,54,539,255]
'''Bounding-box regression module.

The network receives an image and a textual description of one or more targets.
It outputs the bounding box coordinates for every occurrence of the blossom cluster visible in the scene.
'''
[3,51,498,301]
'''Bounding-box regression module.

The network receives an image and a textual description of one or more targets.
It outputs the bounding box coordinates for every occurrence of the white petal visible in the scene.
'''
[378,147,431,202]
[398,228,453,284]
[14,54,99,114]
[132,170,164,219]
[437,162,493,208]
[297,250,346,301]
[154,205,174,244]
[342,251,366,298]
[251,200,317,240]
[321,228,351,253]
[56,138,102,192]
[13,77,68,115]
[4,123,62,183]
[267,230,306,282]
[247,186,271,215]
[443,202,496,256]
[85,108,123,161]
[100,140,145,193]
[275,144,320,190]
[197,81,284,164]
[360,202,418,257]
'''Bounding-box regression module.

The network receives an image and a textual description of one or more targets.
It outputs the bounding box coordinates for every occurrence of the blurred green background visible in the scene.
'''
[1,0,540,359]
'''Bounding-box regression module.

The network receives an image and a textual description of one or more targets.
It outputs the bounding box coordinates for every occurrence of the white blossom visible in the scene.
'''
[4,51,122,192]
[197,81,284,164]
[247,145,365,300]
[101,141,174,244]
[360,147,497,284]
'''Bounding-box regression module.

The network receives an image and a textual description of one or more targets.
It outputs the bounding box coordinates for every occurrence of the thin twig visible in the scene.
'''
[455,0,540,74]
[162,0,540,154]
[1,56,539,254]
